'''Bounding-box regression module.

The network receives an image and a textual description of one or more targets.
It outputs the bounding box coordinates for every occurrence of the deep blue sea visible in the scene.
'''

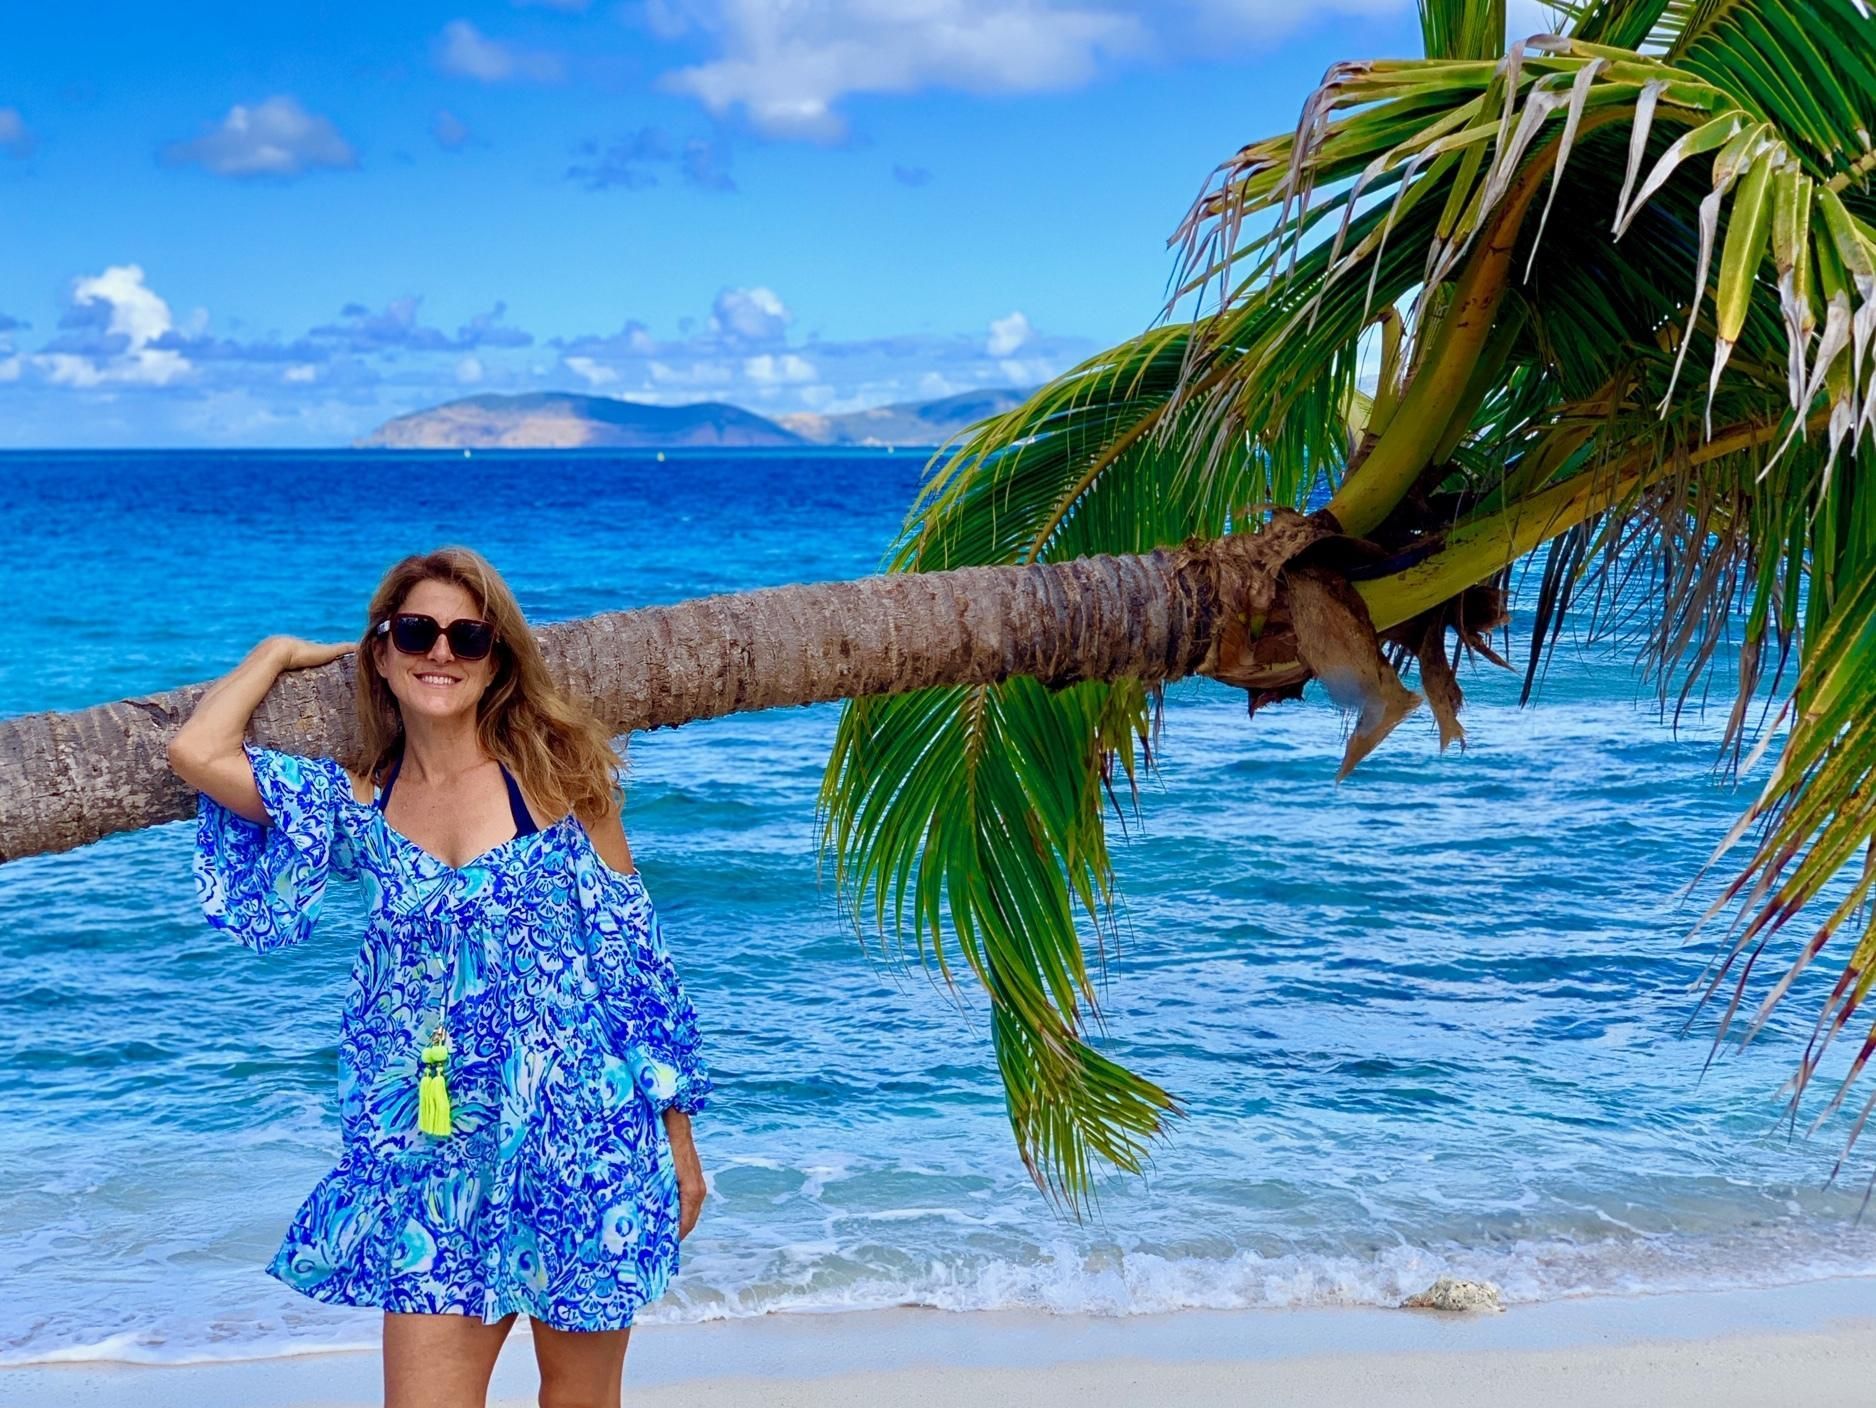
[2,448,1872,1366]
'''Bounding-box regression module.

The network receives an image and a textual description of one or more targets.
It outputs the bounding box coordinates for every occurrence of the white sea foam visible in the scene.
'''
[12,1227,1873,1367]
[649,1230,1876,1323]
[7,1330,379,1367]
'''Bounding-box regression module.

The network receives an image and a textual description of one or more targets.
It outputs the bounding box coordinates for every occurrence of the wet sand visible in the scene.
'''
[5,1276,1873,1407]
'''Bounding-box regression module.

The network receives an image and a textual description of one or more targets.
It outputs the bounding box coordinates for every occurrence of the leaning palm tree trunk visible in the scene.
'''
[0,553,1214,862]
[0,481,1620,865]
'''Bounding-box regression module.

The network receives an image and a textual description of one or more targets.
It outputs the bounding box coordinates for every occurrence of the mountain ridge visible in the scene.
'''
[356,387,1032,450]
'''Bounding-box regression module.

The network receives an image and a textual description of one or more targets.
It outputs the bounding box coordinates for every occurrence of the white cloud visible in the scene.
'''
[0,355,19,382]
[659,1,1144,141]
[284,364,319,383]
[35,355,103,389]
[917,371,966,398]
[436,20,564,82]
[997,354,1059,386]
[162,97,357,178]
[1184,0,1405,31]
[649,357,736,385]
[39,265,191,387]
[564,355,619,386]
[710,285,791,344]
[744,352,815,383]
[0,107,31,158]
[651,0,1408,140]
[986,310,1032,357]
[456,355,486,384]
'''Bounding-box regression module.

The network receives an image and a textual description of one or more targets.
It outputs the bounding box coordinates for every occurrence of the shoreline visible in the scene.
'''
[7,1275,1876,1408]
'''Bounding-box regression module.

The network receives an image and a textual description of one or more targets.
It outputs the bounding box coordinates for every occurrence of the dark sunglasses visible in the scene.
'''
[373,613,497,661]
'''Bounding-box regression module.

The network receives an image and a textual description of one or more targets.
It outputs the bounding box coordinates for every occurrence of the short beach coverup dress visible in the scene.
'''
[190,742,714,1330]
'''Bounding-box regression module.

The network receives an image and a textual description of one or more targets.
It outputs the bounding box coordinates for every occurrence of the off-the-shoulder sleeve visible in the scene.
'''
[192,742,357,955]
[579,858,714,1116]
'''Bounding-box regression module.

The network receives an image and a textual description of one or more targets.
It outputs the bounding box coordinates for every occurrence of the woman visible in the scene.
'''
[167,546,711,1408]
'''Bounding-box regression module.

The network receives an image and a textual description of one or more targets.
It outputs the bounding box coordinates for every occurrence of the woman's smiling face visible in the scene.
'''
[374,577,497,724]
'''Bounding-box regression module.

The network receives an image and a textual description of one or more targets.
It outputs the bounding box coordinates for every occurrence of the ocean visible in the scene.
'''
[1,448,1871,1366]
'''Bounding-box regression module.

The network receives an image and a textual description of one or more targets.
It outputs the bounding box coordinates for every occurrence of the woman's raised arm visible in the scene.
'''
[167,636,352,824]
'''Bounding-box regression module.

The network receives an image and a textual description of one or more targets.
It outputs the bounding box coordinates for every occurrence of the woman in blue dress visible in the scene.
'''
[167,545,712,1408]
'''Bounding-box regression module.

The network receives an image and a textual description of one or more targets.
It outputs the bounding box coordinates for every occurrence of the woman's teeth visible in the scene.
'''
[416,673,459,687]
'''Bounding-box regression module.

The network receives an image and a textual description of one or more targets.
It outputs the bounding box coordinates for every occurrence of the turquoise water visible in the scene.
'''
[1,449,1871,1365]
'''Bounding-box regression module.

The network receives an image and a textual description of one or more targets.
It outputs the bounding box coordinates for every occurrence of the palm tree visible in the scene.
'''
[0,551,1270,857]
[0,531,1496,854]
[816,0,1876,1211]
[3,0,1871,1220]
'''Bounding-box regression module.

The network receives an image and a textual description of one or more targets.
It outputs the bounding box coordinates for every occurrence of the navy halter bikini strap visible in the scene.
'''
[500,762,539,836]
[376,751,535,838]
[375,752,402,810]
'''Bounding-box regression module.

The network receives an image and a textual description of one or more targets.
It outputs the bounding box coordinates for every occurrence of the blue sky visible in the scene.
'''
[0,1,1542,447]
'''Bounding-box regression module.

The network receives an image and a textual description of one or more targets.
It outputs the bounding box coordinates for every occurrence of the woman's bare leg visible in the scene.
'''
[531,1320,631,1408]
[383,1309,518,1408]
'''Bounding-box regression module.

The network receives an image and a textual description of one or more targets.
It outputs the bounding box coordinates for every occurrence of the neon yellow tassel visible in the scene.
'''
[418,1042,453,1136]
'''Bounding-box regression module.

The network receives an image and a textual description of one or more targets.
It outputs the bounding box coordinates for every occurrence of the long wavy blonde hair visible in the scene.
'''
[349,546,625,825]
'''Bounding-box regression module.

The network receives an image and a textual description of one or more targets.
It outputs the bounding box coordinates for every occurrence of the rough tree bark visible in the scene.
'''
[1,524,1338,865]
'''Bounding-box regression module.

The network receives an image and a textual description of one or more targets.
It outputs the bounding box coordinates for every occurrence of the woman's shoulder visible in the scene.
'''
[576,789,638,877]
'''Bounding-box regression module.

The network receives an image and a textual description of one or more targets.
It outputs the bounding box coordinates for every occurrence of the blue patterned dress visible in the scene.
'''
[191,742,713,1330]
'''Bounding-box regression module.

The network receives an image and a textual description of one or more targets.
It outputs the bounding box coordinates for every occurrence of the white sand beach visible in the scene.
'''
[6,1277,1875,1408]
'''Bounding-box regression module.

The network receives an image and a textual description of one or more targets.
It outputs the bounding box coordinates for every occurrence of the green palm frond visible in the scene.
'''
[819,332,1293,1213]
[822,0,1876,1206]
[819,674,1171,1210]
[1423,0,1514,61]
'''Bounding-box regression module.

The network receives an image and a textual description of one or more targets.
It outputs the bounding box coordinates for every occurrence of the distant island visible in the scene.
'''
[775,387,1032,448]
[356,387,1033,450]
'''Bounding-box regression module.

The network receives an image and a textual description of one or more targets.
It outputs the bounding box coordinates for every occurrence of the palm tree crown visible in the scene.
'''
[819,0,1876,1212]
